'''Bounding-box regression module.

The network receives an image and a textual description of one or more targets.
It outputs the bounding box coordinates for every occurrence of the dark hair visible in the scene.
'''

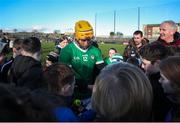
[59,36,68,43]
[46,52,59,63]
[159,56,180,121]
[109,48,117,53]
[126,57,140,67]
[133,30,143,37]
[91,41,99,48]
[22,37,41,53]
[160,56,180,87]
[13,38,23,50]
[43,63,74,94]
[139,42,172,63]
[0,83,57,121]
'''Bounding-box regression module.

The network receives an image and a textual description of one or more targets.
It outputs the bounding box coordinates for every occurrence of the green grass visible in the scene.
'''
[41,42,55,63]
[99,43,125,58]
[7,42,125,65]
[40,42,125,64]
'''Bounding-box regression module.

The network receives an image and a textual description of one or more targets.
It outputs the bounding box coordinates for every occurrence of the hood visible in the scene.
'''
[174,31,180,40]
[12,55,42,79]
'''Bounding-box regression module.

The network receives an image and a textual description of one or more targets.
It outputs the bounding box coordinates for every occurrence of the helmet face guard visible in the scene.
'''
[76,38,93,50]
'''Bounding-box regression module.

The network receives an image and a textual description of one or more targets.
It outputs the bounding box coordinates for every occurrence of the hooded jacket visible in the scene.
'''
[9,55,44,90]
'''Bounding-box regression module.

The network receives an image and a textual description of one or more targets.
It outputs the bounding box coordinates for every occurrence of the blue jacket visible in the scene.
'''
[54,107,96,122]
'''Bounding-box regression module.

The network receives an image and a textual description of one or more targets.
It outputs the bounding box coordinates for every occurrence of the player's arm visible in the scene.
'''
[95,48,105,70]
[96,62,105,70]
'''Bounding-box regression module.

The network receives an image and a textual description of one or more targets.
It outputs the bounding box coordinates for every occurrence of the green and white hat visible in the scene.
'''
[111,53,124,63]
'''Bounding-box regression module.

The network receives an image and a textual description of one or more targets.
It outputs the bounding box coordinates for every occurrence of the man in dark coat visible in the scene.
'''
[9,37,44,90]
[156,20,180,55]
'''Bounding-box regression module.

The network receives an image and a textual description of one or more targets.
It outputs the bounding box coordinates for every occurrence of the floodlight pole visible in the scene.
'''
[95,13,97,38]
[114,10,116,34]
[138,7,140,30]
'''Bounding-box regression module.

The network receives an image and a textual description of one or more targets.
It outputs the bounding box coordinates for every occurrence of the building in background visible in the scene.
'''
[143,23,180,39]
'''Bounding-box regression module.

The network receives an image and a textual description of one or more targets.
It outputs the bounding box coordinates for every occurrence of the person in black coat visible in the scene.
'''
[9,37,45,90]
[0,38,23,83]
[139,42,174,121]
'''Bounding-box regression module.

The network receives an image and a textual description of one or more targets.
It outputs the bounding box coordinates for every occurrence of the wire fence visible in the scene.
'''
[95,1,180,38]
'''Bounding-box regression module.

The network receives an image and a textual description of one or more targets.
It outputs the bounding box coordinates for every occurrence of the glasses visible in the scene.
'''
[80,38,91,42]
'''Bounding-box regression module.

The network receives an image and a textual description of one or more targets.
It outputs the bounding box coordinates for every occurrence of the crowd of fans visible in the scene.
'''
[0,20,179,121]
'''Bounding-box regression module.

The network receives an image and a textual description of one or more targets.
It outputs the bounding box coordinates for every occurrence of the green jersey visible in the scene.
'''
[104,57,112,65]
[59,42,104,84]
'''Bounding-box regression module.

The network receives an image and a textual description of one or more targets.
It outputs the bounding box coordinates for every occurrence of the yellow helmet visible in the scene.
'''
[75,20,94,40]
